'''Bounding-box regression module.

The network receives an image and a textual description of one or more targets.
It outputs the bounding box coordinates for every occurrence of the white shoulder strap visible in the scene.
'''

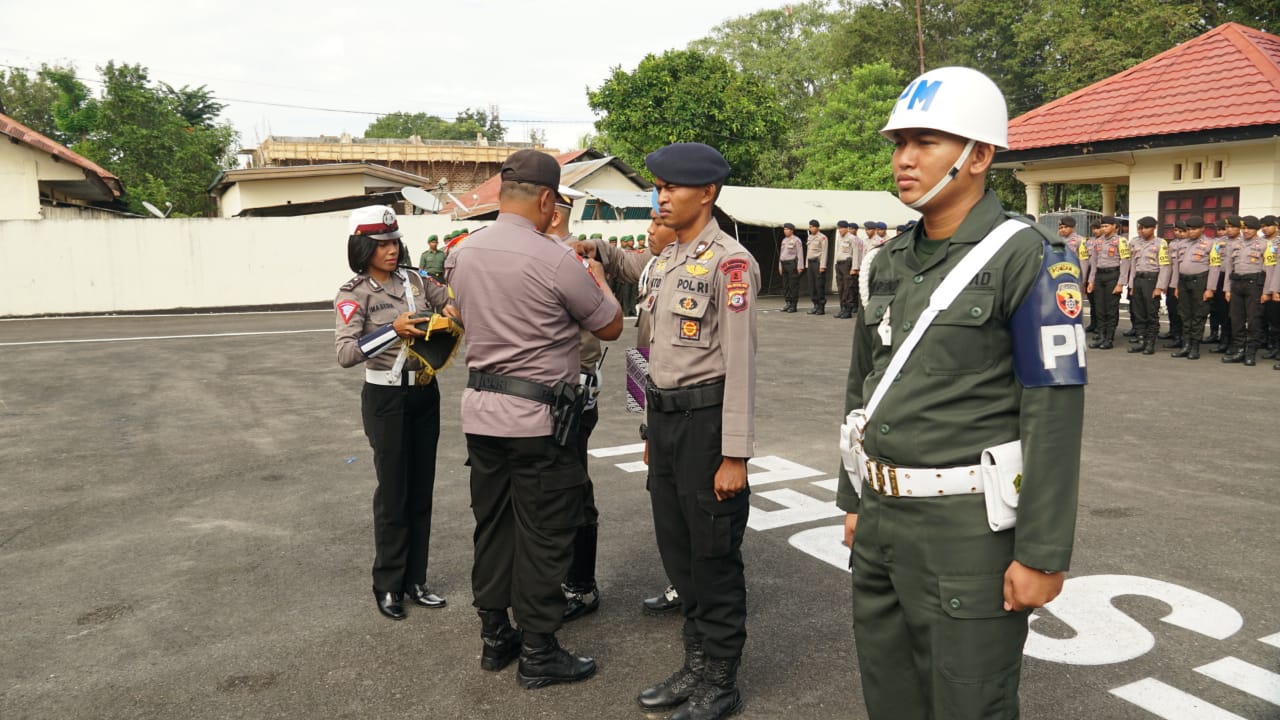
[864,218,1027,419]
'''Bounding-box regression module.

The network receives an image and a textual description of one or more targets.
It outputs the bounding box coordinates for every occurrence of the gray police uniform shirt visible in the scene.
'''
[599,221,759,459]
[1127,235,1171,289]
[556,232,605,371]
[335,268,450,371]
[806,231,828,271]
[1087,233,1131,285]
[1210,234,1271,288]
[834,230,858,266]
[1169,235,1213,288]
[778,235,804,269]
[445,213,619,438]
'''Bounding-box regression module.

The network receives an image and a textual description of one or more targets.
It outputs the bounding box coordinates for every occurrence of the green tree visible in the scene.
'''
[47,62,237,216]
[0,64,72,142]
[587,50,787,185]
[365,107,506,142]
[791,62,905,191]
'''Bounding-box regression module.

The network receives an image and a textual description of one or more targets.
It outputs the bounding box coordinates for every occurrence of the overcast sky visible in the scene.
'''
[1,0,790,155]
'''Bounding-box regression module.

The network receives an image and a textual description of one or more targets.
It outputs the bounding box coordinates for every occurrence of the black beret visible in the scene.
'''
[864,220,877,229]
[1058,217,1076,228]
[877,221,889,230]
[1261,215,1278,226]
[645,142,730,186]
[1224,215,1242,227]
[837,220,849,228]
[808,219,820,227]
[501,149,560,190]
[1174,221,1188,230]
[783,222,796,231]
[1100,215,1117,224]
[1137,216,1157,228]
[1184,215,1204,228]
[1242,215,1261,229]
[1215,221,1226,230]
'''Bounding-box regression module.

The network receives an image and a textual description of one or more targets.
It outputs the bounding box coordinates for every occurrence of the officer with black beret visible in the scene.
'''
[626,142,758,720]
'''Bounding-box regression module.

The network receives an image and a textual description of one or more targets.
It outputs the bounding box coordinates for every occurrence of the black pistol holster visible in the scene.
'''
[467,370,585,447]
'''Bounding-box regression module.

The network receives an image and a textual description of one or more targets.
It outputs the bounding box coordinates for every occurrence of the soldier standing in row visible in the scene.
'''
[1213,215,1271,366]
[806,220,829,314]
[1257,216,1280,360]
[1208,218,1239,352]
[778,223,805,313]
[418,235,446,282]
[1169,216,1215,360]
[832,220,861,318]
[1086,215,1130,349]
[1161,222,1186,348]
[1125,217,1170,355]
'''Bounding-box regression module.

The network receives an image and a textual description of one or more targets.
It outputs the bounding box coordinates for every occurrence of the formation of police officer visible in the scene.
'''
[777,222,805,312]
[1124,216,1169,355]
[1168,215,1216,360]
[805,219,829,314]
[1208,214,1279,366]
[838,66,1083,720]
[1085,215,1130,349]
[832,220,861,318]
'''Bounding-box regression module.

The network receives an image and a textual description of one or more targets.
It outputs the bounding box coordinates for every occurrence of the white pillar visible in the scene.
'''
[1101,184,1117,216]
[1024,182,1042,219]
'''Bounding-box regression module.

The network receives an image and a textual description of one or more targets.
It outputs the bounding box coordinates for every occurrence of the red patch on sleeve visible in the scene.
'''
[337,300,359,324]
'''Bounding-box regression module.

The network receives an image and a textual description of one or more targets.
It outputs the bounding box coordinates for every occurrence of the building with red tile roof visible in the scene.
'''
[994,23,1280,231]
[0,111,124,220]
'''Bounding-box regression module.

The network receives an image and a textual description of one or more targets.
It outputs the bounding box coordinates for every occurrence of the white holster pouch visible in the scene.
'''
[838,408,869,498]
[980,440,1023,531]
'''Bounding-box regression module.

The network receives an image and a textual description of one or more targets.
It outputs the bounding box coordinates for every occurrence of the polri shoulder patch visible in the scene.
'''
[1011,239,1088,388]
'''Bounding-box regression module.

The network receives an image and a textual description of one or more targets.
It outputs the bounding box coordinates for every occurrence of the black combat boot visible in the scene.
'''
[479,609,523,671]
[1171,340,1192,358]
[814,302,826,315]
[637,633,704,711]
[1127,336,1146,353]
[1210,341,1230,354]
[1142,338,1156,355]
[1222,346,1245,363]
[515,633,596,689]
[1123,327,1137,337]
[1243,346,1257,367]
[563,524,600,622]
[1164,335,1183,348]
[1187,340,1201,360]
[668,656,743,720]
[1096,333,1115,350]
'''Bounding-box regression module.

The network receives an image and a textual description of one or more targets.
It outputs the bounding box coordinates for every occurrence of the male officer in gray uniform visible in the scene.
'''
[1086,215,1130,349]
[446,149,623,688]
[1212,215,1271,365]
[629,142,758,720]
[838,67,1084,720]
[1125,216,1170,355]
[778,223,805,312]
[1169,216,1215,359]
[806,219,829,314]
[833,220,860,318]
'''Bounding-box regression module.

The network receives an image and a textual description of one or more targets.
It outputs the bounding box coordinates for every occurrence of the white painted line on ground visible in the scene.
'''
[614,460,649,473]
[0,329,332,347]
[1260,632,1280,649]
[1195,656,1280,705]
[0,309,331,322]
[744,456,824,486]
[589,443,646,458]
[748,488,844,531]
[811,478,839,492]
[1110,678,1247,720]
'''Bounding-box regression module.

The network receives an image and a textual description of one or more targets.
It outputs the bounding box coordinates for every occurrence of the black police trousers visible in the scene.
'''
[567,405,600,589]
[781,259,801,304]
[836,259,858,311]
[362,380,440,594]
[1177,271,1208,341]
[647,401,749,659]
[1229,275,1266,350]
[467,433,586,634]
[1130,273,1160,339]
[1093,267,1122,337]
[808,259,827,307]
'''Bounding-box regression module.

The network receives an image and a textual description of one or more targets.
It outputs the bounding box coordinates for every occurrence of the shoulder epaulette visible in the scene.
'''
[339,275,366,292]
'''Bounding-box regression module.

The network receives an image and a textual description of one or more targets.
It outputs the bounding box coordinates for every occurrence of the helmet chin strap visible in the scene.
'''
[906,139,976,210]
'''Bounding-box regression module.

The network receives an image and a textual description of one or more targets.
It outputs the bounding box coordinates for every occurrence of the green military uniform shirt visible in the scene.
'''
[419,248,446,276]
[836,191,1085,572]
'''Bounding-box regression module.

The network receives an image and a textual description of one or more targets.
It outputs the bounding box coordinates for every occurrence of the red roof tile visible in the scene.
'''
[1008,23,1280,151]
[0,111,122,196]
[442,148,590,217]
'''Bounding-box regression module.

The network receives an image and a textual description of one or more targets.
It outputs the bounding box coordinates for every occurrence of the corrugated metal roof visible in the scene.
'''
[714,186,916,228]
[1008,23,1280,151]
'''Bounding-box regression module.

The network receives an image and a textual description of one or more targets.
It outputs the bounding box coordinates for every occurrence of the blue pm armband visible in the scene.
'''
[358,324,399,359]
[1011,242,1088,387]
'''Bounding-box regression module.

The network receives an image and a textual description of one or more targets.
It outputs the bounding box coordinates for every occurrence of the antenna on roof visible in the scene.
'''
[141,201,173,218]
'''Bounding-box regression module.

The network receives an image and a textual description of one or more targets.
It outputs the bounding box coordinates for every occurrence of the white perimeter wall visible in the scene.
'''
[0,214,663,316]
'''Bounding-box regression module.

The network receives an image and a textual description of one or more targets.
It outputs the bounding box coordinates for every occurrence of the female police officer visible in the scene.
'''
[335,205,454,620]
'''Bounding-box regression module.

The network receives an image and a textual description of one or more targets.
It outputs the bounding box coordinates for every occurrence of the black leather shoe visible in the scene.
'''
[374,590,406,620]
[1222,350,1245,364]
[814,307,825,315]
[1142,339,1156,355]
[1123,328,1137,337]
[643,585,681,615]
[562,583,599,622]
[1163,337,1183,348]
[516,634,597,689]
[1206,332,1220,343]
[1262,347,1280,359]
[1127,340,1146,353]
[405,584,446,609]
[1210,343,1229,354]
[1187,342,1201,360]
[479,609,522,671]
[1243,352,1257,367]
[1158,331,1173,339]
[806,307,819,315]
[1098,339,1114,350]
[1171,344,1191,358]
[1273,362,1280,370]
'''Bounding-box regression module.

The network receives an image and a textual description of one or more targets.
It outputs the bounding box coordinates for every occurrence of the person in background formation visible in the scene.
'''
[1256,215,1280,361]
[334,205,455,621]
[778,222,805,313]
[1208,218,1238,352]
[627,142,758,720]
[1161,222,1186,349]
[1125,216,1170,355]
[832,220,861,318]
[1116,218,1142,340]
[857,220,891,308]
[1086,215,1130,349]
[1211,215,1271,366]
[545,189,605,623]
[1082,221,1103,335]
[445,149,623,688]
[806,219,829,314]
[839,67,1082,720]
[1169,215,1215,360]
[418,235,446,281]
[617,235,639,314]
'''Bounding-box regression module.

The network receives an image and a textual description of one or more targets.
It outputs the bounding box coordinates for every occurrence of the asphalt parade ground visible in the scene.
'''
[1,303,1277,720]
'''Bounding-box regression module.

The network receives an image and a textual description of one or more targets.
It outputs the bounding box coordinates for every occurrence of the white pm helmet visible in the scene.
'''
[880,66,1008,150]
[348,205,402,240]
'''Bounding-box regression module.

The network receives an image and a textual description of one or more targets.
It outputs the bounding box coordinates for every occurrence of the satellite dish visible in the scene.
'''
[401,186,441,213]
[141,201,173,218]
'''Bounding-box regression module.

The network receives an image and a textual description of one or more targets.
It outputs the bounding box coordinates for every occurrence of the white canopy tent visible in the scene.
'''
[714,186,917,230]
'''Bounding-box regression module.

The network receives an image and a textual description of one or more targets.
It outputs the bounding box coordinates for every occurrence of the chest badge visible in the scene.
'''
[679,296,699,311]
[680,319,701,340]
[685,264,710,277]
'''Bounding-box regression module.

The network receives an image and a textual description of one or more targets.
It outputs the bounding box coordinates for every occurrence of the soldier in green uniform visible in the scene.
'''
[418,235,446,281]
[837,67,1085,720]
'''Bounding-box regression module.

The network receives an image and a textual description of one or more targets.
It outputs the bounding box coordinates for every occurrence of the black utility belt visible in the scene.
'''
[645,379,725,413]
[1230,272,1265,281]
[1095,266,1121,274]
[1180,270,1208,278]
[467,370,586,446]
[1134,271,1160,279]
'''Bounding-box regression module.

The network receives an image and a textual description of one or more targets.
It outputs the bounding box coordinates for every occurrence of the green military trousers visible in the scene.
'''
[852,485,1030,720]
